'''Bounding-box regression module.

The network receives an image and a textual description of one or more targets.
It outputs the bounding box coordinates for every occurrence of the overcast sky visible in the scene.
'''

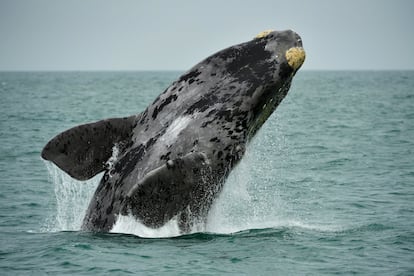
[0,0,413,71]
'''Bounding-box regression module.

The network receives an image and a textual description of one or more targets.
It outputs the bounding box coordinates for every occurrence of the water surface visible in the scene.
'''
[0,71,413,274]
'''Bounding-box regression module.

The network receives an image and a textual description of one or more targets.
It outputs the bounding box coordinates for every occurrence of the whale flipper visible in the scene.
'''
[42,116,136,180]
[124,152,212,229]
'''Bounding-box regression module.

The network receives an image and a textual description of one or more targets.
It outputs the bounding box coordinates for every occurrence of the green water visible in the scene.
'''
[0,71,413,275]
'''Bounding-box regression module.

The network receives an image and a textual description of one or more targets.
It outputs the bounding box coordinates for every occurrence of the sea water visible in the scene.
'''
[0,71,413,275]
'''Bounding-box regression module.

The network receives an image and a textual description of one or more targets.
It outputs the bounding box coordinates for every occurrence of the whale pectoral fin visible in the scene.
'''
[41,116,136,180]
[124,152,212,228]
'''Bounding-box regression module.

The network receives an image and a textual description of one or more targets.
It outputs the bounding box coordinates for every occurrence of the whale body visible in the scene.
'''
[42,30,305,233]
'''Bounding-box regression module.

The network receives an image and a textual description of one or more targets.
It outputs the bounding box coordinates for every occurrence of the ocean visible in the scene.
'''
[0,71,413,275]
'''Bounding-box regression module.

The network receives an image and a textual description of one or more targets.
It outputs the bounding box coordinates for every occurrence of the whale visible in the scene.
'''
[42,29,305,233]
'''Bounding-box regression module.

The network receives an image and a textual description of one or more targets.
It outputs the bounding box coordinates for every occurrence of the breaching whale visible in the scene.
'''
[42,30,305,233]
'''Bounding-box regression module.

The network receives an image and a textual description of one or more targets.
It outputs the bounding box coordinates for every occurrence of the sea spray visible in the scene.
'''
[204,117,292,233]
[41,127,293,236]
[41,120,311,236]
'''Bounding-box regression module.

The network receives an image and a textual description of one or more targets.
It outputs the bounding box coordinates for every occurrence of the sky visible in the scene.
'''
[0,0,413,71]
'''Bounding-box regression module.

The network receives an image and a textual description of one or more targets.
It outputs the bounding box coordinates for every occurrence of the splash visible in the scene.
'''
[206,146,286,234]
[43,162,100,232]
[42,155,338,236]
[42,144,120,231]
[106,143,120,173]
[42,121,338,236]
[42,143,293,236]
[111,214,182,238]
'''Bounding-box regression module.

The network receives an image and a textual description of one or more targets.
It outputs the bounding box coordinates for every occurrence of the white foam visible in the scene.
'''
[110,214,182,238]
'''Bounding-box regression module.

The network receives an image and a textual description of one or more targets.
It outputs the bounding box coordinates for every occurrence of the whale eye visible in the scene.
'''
[255,30,274,39]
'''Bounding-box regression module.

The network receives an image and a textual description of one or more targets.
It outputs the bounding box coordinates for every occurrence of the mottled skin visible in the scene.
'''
[42,30,305,233]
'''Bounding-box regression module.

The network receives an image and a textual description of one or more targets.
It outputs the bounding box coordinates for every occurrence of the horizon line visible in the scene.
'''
[1,69,413,73]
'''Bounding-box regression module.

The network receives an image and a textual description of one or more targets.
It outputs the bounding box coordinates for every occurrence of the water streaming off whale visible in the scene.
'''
[43,122,343,237]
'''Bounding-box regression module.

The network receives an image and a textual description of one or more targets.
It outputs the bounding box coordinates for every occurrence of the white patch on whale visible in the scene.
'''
[141,115,194,173]
[162,115,192,146]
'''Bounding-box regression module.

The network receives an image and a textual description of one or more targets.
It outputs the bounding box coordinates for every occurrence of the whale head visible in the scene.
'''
[197,29,305,138]
[247,29,305,135]
[254,29,305,72]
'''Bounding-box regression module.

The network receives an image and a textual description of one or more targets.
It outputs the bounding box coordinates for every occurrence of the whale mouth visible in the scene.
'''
[285,47,306,70]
